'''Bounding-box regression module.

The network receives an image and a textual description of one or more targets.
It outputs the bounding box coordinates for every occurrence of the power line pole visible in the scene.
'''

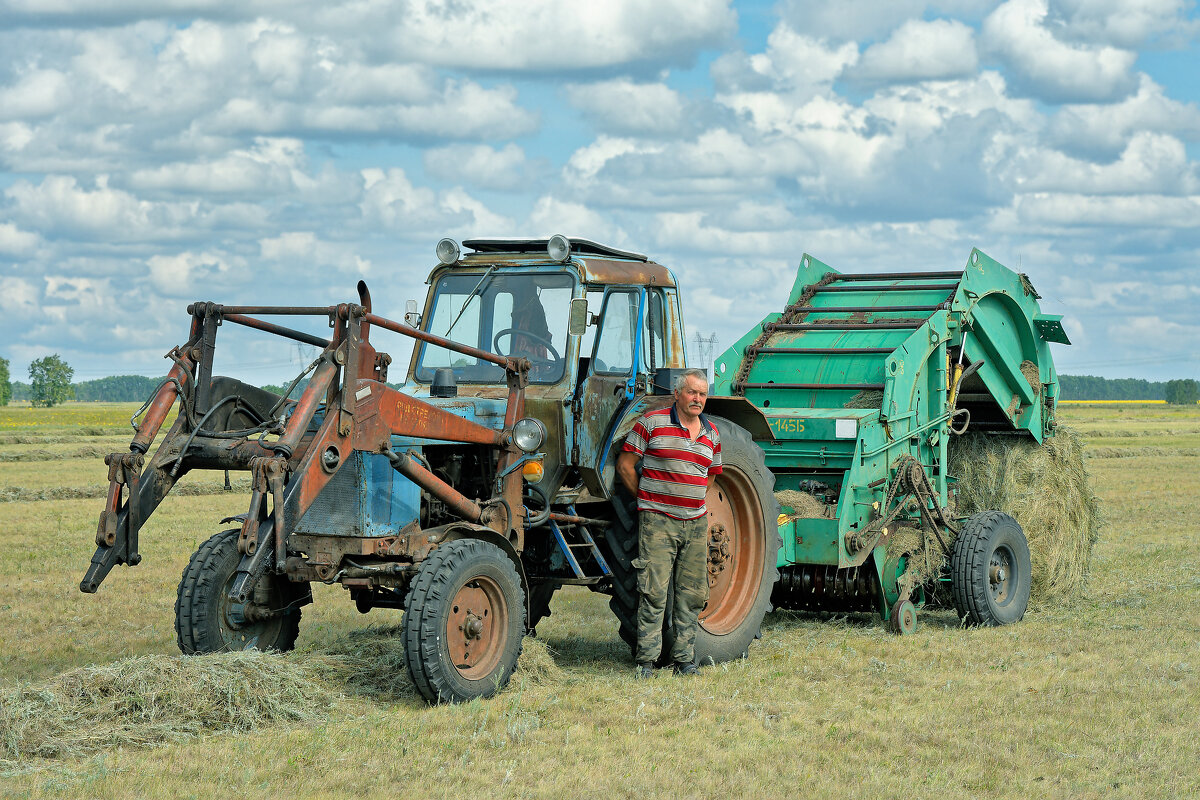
[692,331,719,383]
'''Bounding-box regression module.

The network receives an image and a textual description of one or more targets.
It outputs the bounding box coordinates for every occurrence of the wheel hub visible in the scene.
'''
[989,548,1013,603]
[707,523,731,586]
[447,577,508,680]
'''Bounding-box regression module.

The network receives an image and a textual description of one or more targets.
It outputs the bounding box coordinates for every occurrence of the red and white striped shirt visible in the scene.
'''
[622,406,722,520]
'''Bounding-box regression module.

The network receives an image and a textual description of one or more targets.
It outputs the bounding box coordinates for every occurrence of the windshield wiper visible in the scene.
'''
[444,266,497,339]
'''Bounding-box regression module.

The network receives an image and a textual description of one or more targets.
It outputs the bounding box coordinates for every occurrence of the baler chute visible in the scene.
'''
[713,248,1070,630]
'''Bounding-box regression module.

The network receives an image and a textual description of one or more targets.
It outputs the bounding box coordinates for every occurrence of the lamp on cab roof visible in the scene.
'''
[436,238,460,265]
[547,234,571,263]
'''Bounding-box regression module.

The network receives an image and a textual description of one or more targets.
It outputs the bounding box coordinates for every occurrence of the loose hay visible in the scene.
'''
[0,652,340,762]
[0,622,568,766]
[843,390,884,409]
[774,490,829,519]
[947,427,1102,604]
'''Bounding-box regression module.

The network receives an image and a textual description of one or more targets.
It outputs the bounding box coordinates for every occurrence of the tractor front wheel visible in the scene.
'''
[402,539,525,703]
[175,529,305,654]
[950,511,1031,626]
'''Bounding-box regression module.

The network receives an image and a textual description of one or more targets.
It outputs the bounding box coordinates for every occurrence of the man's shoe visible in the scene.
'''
[672,661,699,676]
[635,664,656,680]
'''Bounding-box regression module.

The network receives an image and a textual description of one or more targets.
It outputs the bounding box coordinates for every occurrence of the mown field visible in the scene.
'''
[1,402,1198,799]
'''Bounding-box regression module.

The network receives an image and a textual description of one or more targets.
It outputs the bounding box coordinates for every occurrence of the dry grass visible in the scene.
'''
[0,402,1198,799]
[948,427,1102,603]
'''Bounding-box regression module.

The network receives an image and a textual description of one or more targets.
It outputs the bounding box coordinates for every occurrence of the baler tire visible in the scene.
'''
[401,539,525,704]
[602,418,781,665]
[175,528,302,654]
[950,511,1031,626]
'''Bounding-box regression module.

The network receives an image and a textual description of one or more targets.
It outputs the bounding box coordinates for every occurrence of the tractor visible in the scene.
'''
[82,236,780,703]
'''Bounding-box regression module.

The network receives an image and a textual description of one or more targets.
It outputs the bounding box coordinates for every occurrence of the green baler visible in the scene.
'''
[713,248,1071,631]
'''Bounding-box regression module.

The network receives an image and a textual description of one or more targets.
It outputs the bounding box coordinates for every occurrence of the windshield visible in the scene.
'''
[415,271,575,385]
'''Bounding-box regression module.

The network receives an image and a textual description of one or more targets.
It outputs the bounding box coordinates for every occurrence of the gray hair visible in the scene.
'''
[673,368,709,392]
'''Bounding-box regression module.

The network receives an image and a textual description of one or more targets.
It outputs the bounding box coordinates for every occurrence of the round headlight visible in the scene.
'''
[547,234,571,263]
[512,417,547,453]
[436,238,461,265]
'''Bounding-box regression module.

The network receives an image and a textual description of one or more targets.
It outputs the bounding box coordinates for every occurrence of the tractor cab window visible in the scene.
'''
[593,290,639,375]
[415,271,575,384]
[643,290,665,372]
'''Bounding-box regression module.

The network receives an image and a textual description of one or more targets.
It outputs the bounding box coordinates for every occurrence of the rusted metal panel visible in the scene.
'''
[352,381,507,448]
[575,258,676,288]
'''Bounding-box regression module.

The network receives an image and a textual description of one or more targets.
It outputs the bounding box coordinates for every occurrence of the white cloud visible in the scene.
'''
[1005,132,1198,195]
[1048,75,1200,158]
[777,0,930,41]
[982,0,1138,102]
[360,0,737,72]
[1012,192,1200,227]
[0,222,41,257]
[0,69,72,121]
[424,144,530,191]
[0,276,39,317]
[852,19,979,83]
[259,232,371,275]
[1050,0,1199,48]
[714,25,858,97]
[528,196,620,243]
[146,250,240,296]
[565,79,687,136]
[129,137,310,195]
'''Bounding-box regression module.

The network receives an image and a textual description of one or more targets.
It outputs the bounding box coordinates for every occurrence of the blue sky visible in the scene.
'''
[1,0,1197,385]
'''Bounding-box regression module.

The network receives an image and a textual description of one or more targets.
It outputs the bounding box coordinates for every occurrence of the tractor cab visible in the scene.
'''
[404,236,688,497]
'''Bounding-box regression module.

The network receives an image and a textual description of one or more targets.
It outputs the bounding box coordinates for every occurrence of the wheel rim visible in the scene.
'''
[447,574,509,680]
[701,466,765,636]
[218,574,281,650]
[989,545,1015,605]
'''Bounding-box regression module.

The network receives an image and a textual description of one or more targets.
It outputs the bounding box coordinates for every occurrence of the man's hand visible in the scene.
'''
[617,451,640,496]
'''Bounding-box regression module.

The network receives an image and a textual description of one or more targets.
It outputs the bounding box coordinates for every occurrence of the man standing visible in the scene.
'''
[617,368,721,678]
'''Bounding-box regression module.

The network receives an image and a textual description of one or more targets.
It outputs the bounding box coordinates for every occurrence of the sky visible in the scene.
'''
[0,0,1198,387]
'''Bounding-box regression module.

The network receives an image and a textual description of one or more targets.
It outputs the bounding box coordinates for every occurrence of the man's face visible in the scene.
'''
[675,375,708,417]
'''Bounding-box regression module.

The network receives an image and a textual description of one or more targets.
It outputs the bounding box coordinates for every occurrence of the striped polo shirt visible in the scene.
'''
[622,405,722,520]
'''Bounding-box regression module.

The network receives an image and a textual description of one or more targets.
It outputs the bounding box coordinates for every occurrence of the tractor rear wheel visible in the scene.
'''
[950,511,1031,626]
[175,529,304,654]
[605,418,781,665]
[402,539,525,703]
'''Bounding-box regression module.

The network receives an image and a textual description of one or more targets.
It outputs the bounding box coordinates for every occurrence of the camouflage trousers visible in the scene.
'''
[632,511,710,665]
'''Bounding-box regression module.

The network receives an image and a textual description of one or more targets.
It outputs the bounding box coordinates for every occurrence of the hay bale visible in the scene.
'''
[947,427,1101,604]
[0,652,340,761]
[774,490,829,519]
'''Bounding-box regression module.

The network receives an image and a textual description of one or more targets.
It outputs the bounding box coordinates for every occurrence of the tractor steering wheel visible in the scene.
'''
[493,328,562,365]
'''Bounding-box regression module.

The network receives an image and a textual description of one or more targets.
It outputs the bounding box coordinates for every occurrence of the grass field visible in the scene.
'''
[1,402,1198,799]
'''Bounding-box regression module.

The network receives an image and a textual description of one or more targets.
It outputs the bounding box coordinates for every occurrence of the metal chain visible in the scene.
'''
[732,273,838,394]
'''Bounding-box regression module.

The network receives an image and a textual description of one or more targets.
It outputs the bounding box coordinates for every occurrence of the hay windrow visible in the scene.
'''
[0,652,343,762]
[947,427,1102,604]
[1,623,566,766]
[1020,360,1041,392]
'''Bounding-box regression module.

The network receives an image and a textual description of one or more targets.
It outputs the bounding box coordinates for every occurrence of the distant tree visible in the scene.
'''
[73,375,162,402]
[1058,375,1166,401]
[0,357,10,406]
[28,355,75,408]
[1164,379,1199,406]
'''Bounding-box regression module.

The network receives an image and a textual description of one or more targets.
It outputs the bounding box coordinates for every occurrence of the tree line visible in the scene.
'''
[1,355,1197,406]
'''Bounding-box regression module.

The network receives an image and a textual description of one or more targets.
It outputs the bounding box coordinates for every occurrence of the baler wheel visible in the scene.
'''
[889,599,917,635]
[950,511,1031,626]
[604,418,781,665]
[402,539,525,703]
[175,528,303,654]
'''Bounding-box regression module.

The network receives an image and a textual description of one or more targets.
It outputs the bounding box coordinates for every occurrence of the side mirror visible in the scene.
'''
[568,297,589,336]
[404,299,421,328]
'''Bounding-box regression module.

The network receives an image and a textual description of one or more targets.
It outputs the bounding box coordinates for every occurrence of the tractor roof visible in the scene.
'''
[453,238,677,288]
